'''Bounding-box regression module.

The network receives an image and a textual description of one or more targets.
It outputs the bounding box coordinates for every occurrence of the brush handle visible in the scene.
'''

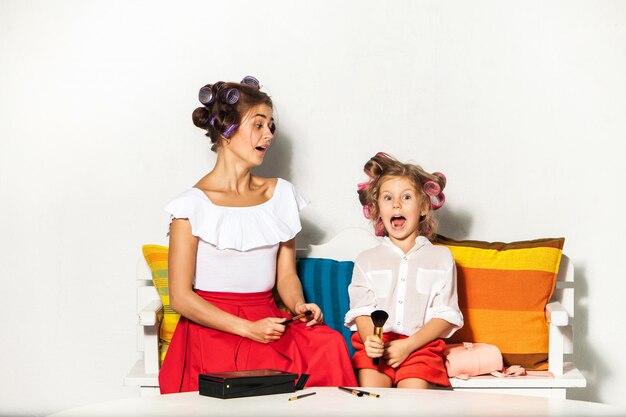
[283,310,312,325]
[373,326,384,365]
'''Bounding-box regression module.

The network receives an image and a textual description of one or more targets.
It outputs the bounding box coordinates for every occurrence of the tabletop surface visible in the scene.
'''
[47,387,623,417]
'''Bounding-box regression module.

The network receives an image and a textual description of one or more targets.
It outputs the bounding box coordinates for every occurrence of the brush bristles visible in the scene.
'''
[371,310,389,327]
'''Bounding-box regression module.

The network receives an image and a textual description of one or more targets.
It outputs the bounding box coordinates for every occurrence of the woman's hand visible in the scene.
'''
[364,335,385,359]
[245,317,286,343]
[293,302,323,327]
[384,338,414,368]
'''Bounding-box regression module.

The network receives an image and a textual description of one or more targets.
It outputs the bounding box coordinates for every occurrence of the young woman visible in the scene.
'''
[159,76,356,393]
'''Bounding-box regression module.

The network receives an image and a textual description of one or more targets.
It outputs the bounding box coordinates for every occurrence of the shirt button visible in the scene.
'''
[398,300,403,304]
[403,256,408,261]
[401,278,406,282]
[396,321,401,325]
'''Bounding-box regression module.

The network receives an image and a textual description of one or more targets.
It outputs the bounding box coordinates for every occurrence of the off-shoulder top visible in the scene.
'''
[164,178,309,292]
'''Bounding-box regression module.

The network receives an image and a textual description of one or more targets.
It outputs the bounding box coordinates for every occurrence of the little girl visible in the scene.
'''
[344,152,464,389]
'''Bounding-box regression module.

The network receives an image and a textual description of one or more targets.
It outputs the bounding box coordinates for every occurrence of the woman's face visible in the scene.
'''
[227,104,274,167]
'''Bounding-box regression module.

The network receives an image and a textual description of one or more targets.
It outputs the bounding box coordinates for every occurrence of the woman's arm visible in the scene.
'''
[168,218,285,343]
[275,238,322,325]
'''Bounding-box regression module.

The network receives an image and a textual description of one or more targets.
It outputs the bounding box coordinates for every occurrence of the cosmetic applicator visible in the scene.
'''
[370,310,389,365]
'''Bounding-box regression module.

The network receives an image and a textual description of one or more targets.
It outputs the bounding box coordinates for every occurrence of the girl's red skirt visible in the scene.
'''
[159,290,357,394]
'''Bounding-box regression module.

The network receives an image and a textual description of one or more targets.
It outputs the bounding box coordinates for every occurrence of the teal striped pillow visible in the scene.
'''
[296,258,355,356]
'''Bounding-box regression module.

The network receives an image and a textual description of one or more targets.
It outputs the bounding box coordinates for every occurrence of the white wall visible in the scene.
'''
[1,0,625,415]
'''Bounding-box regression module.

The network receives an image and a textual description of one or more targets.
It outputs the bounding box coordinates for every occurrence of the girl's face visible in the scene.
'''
[227,104,274,167]
[377,176,429,246]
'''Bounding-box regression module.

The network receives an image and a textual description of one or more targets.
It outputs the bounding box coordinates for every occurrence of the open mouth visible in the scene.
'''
[255,145,268,153]
[390,215,406,229]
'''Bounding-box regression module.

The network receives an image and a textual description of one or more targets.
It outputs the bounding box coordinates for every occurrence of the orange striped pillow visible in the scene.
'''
[435,235,564,370]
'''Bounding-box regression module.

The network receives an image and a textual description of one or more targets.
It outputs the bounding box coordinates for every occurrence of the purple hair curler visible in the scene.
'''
[241,76,260,89]
[209,116,217,127]
[199,85,214,106]
[222,124,238,138]
[220,88,240,104]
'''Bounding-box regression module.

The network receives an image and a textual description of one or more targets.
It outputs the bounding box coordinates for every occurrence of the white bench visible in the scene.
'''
[125,228,586,399]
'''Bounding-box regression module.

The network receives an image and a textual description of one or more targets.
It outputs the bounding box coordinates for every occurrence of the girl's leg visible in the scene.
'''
[358,369,393,388]
[396,378,429,389]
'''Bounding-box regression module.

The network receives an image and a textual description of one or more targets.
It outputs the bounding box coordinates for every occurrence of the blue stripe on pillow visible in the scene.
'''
[297,258,355,356]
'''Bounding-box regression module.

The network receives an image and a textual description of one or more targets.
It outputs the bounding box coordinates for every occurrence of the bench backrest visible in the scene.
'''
[134,228,574,356]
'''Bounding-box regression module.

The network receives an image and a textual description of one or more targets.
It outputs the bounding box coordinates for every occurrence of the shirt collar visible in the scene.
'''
[381,235,431,257]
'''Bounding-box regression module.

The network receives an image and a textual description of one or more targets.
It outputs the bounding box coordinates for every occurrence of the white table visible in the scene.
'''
[47,387,622,417]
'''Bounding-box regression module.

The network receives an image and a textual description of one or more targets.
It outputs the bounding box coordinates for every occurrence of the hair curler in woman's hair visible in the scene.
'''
[241,75,260,89]
[222,124,239,138]
[220,88,240,105]
[198,85,214,106]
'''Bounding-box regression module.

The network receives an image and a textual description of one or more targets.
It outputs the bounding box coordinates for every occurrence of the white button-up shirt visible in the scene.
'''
[344,236,463,338]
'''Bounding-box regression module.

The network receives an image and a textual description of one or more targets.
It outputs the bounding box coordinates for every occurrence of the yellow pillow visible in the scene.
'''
[435,235,564,370]
[141,244,180,365]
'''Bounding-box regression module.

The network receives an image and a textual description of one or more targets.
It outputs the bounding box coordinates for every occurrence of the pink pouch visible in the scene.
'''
[444,342,503,380]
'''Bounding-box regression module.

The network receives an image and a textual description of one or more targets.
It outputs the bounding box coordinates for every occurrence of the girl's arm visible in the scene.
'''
[384,318,454,368]
[355,315,385,359]
[275,238,322,325]
[168,218,286,343]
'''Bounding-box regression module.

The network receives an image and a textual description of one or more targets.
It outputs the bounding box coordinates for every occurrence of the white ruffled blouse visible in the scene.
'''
[164,178,309,292]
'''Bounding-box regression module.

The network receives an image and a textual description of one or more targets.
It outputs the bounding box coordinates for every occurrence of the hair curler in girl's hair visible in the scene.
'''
[422,180,441,197]
[433,172,447,187]
[423,171,447,210]
[374,218,386,237]
[429,192,446,210]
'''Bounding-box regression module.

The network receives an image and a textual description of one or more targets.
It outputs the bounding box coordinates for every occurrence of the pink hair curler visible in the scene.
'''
[422,180,441,197]
[374,218,386,236]
[362,204,372,220]
[433,172,447,187]
[430,192,446,210]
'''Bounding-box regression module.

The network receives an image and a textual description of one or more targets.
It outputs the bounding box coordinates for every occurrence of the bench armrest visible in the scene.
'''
[546,301,570,376]
[139,300,163,326]
[546,301,569,326]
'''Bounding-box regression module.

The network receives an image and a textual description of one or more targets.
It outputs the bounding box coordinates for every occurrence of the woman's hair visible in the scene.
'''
[357,152,447,240]
[192,76,274,152]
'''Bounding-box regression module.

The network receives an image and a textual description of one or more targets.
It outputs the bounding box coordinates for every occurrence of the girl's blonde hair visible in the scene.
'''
[357,152,446,241]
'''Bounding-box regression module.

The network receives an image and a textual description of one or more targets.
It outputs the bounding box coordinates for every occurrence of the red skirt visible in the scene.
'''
[351,332,451,387]
[159,290,357,394]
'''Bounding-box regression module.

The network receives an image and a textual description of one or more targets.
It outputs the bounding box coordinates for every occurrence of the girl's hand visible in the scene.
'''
[384,338,413,368]
[364,335,385,359]
[245,317,286,343]
[293,302,323,327]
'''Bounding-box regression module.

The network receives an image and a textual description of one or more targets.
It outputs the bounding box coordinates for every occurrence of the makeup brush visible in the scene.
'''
[370,310,389,365]
[283,310,312,325]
